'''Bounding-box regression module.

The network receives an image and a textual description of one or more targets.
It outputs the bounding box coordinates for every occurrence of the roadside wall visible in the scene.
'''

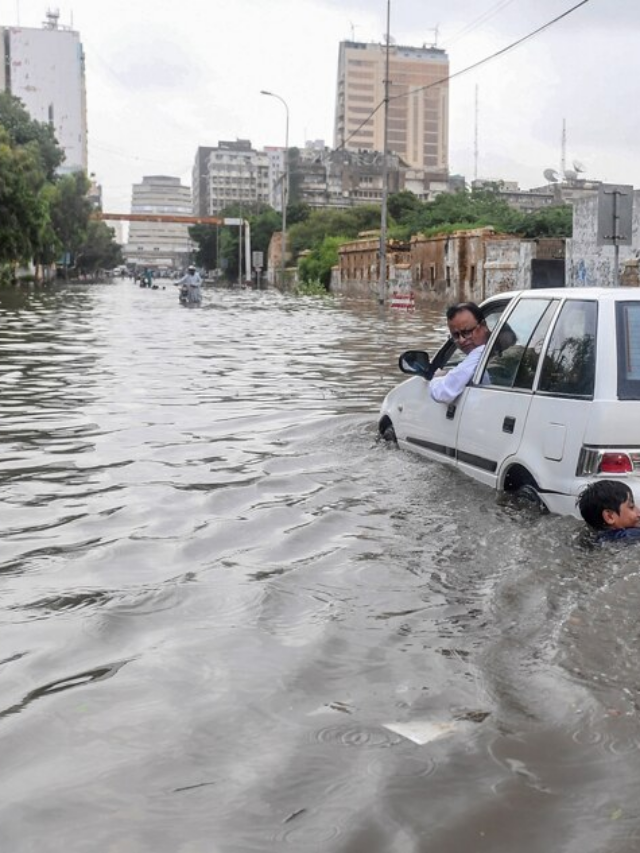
[566,191,640,287]
[332,229,564,305]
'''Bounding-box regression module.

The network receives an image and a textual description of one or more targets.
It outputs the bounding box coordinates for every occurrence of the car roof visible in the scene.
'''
[482,287,640,306]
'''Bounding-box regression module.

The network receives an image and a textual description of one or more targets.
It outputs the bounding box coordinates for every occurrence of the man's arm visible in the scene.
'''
[429,345,485,404]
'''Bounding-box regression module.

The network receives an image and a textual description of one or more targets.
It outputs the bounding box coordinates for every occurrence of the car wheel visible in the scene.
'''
[379,418,397,444]
[504,468,548,513]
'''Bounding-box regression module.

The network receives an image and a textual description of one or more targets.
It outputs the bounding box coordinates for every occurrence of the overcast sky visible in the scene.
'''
[4,0,637,212]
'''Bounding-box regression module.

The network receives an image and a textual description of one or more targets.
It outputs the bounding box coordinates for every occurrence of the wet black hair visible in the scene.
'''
[577,480,633,530]
[446,302,485,324]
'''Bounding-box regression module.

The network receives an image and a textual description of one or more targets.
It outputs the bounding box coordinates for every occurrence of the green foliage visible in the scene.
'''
[286,203,311,225]
[0,94,103,275]
[0,126,51,264]
[298,235,346,288]
[49,172,92,272]
[76,220,123,274]
[288,206,380,256]
[511,205,573,238]
[292,280,332,297]
[0,92,64,180]
[387,190,421,222]
[189,224,218,271]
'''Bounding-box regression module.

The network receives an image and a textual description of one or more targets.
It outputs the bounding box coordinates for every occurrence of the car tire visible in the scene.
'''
[379,419,397,444]
[514,481,548,513]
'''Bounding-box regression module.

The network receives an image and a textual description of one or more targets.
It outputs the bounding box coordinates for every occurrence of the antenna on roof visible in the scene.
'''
[44,8,60,29]
[543,168,559,183]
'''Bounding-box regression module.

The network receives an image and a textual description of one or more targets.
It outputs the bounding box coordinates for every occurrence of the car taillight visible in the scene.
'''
[599,452,633,474]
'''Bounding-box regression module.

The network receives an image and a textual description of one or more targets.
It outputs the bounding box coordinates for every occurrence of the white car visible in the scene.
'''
[379,287,640,517]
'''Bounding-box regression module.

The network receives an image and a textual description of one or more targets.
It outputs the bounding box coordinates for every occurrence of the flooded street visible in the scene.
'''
[3,281,640,852]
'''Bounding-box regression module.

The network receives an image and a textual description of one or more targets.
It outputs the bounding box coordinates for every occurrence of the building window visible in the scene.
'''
[430,265,436,287]
[446,265,451,288]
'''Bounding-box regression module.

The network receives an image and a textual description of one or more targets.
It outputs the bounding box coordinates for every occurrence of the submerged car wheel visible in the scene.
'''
[379,418,397,444]
[504,468,548,513]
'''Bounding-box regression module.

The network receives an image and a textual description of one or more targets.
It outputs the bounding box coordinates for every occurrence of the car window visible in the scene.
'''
[616,301,640,399]
[538,300,597,397]
[481,299,559,390]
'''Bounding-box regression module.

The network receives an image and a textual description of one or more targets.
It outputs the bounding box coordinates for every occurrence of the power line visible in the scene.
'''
[440,0,519,50]
[338,0,592,150]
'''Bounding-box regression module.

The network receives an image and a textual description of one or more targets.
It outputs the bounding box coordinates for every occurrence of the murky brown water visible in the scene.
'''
[2,281,640,852]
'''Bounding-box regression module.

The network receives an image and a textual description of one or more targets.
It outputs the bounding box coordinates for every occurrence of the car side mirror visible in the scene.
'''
[399,350,430,377]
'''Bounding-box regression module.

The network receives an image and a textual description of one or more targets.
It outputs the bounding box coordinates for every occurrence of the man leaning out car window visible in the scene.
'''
[429,302,491,405]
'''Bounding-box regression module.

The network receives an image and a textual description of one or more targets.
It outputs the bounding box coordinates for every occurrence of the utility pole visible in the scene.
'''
[474,85,479,182]
[378,0,391,305]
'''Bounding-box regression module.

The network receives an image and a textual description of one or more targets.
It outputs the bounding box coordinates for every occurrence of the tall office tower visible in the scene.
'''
[0,10,88,173]
[334,40,449,176]
[125,176,193,272]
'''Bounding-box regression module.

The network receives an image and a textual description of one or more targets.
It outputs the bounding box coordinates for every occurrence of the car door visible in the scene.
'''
[455,297,561,488]
[518,298,598,498]
[399,299,511,468]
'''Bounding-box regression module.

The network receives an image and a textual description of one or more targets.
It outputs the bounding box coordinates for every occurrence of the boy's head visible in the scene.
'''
[577,480,640,530]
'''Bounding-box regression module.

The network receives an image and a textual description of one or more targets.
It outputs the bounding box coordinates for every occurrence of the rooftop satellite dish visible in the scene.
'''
[543,168,559,183]
[573,159,586,173]
[564,169,578,181]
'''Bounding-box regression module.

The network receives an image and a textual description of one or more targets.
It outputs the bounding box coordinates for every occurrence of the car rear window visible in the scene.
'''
[616,301,640,399]
[538,300,597,397]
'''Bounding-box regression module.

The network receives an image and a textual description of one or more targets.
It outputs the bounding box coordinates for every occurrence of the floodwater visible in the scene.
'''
[2,281,640,853]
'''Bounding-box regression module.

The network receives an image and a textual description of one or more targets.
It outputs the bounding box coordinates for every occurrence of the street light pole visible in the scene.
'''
[378,0,391,305]
[260,89,289,288]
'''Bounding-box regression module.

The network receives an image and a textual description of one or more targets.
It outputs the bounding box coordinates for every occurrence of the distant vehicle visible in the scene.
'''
[379,287,640,517]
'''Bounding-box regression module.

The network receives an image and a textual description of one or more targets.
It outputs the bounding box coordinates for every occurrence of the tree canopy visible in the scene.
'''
[0,93,122,279]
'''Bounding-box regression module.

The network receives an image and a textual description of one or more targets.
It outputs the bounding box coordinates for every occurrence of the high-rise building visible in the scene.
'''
[0,10,88,173]
[124,176,193,271]
[334,40,449,176]
[192,146,216,217]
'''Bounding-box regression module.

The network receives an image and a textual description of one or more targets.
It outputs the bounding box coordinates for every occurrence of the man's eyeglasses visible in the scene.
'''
[451,324,479,341]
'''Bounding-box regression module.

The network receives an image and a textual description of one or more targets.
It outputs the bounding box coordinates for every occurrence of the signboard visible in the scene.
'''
[252,251,264,269]
[597,184,633,246]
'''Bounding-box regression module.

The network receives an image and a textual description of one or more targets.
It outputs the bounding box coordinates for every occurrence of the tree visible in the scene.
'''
[387,190,421,222]
[189,224,218,271]
[48,172,92,274]
[0,126,51,266]
[298,235,347,288]
[0,92,63,180]
[76,221,123,275]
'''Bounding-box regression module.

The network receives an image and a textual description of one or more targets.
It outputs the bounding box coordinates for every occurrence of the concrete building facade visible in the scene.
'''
[334,40,449,176]
[203,140,270,215]
[0,11,88,173]
[124,176,193,272]
[566,189,640,288]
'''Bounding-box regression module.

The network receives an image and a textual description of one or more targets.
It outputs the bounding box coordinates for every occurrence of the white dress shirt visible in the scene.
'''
[429,344,486,404]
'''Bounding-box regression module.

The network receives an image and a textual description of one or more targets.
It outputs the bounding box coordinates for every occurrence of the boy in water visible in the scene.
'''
[577,480,640,543]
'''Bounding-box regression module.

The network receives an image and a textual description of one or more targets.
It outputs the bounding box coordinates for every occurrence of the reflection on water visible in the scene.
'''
[1,282,640,852]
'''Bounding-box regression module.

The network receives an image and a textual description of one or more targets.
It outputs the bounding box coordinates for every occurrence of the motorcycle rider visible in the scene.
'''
[175,265,202,305]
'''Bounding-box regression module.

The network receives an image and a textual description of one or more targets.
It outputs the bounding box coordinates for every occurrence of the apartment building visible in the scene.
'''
[334,40,449,177]
[200,140,270,215]
[125,176,193,271]
[0,10,88,173]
